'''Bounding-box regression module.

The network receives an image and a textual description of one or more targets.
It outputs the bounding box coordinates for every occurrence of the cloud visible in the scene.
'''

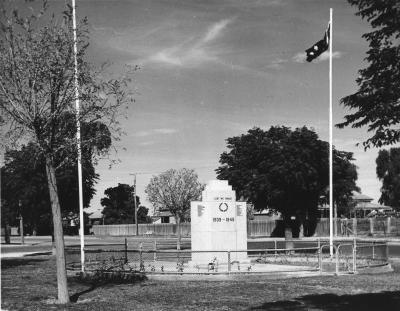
[266,58,288,69]
[133,128,178,137]
[292,51,343,63]
[225,0,286,8]
[139,141,155,146]
[203,19,232,43]
[134,130,152,137]
[153,128,178,134]
[146,18,233,67]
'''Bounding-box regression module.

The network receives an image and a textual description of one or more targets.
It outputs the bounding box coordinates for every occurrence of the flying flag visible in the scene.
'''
[305,24,330,62]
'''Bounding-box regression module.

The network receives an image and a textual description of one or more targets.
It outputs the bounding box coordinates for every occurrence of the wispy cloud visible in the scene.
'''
[133,128,178,137]
[138,141,155,146]
[292,51,343,63]
[203,19,232,43]
[91,25,126,36]
[146,18,234,67]
[225,0,286,8]
[153,128,178,134]
[266,58,288,69]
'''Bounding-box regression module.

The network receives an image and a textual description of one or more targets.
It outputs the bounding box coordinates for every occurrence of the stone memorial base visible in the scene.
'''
[190,180,249,265]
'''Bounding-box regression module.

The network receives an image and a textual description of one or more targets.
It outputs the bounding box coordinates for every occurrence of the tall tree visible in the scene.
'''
[320,150,360,217]
[100,183,150,225]
[376,148,400,210]
[1,139,100,235]
[0,1,135,303]
[216,126,359,238]
[337,0,400,148]
[146,169,204,249]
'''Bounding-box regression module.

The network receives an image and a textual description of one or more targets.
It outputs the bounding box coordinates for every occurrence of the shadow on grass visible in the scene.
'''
[69,271,147,303]
[251,291,400,310]
[1,257,49,268]
[69,284,97,303]
[25,252,52,257]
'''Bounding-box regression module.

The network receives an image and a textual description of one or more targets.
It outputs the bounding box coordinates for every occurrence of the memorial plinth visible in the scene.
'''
[190,180,247,264]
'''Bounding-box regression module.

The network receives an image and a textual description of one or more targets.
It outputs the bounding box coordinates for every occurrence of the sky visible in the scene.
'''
[13,0,392,216]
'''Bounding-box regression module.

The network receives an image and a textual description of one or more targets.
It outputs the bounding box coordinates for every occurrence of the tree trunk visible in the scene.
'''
[51,229,56,255]
[45,156,70,304]
[297,214,304,238]
[284,216,294,251]
[176,216,181,251]
[4,223,10,244]
[298,223,304,238]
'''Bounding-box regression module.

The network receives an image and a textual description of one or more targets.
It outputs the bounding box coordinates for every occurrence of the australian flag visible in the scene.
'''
[305,24,330,62]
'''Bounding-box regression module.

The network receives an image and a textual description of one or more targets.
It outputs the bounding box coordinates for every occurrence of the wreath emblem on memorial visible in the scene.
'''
[218,203,228,212]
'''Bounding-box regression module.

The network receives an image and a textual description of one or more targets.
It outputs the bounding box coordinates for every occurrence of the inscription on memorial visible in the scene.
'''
[218,202,229,212]
[213,197,233,201]
[213,217,235,222]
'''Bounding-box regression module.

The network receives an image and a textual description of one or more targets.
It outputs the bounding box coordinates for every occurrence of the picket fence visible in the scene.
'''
[91,217,400,237]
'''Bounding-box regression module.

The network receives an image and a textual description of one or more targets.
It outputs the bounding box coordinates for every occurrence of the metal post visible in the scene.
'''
[228,251,231,273]
[318,246,322,274]
[372,241,375,260]
[124,238,128,264]
[133,174,138,236]
[18,201,24,245]
[154,240,157,262]
[72,0,85,273]
[385,241,389,262]
[353,218,357,236]
[370,218,374,236]
[353,238,357,273]
[274,239,277,256]
[139,242,143,264]
[328,8,334,258]
[19,215,24,245]
[334,203,337,237]
[335,245,339,275]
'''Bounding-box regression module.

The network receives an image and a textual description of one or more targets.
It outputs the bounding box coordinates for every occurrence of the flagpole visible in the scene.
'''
[329,8,334,257]
[72,0,85,272]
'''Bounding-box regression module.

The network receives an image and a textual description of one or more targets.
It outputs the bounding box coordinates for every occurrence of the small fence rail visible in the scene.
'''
[66,239,389,276]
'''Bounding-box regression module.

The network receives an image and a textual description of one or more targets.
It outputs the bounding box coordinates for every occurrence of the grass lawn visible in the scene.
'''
[1,255,400,310]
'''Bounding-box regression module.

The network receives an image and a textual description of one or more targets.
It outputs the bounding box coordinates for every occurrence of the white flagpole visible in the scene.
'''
[329,8,334,257]
[72,0,85,272]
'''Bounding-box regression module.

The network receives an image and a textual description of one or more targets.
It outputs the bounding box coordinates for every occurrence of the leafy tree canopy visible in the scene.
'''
[1,112,111,234]
[145,168,204,221]
[337,0,400,148]
[146,168,203,249]
[101,183,150,224]
[1,141,97,234]
[376,148,400,210]
[216,126,359,222]
[330,149,360,217]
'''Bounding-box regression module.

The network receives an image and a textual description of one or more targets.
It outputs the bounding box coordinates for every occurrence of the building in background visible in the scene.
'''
[318,192,393,218]
[351,193,392,218]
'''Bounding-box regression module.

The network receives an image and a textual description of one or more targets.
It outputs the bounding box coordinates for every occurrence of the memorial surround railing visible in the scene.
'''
[65,239,389,275]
